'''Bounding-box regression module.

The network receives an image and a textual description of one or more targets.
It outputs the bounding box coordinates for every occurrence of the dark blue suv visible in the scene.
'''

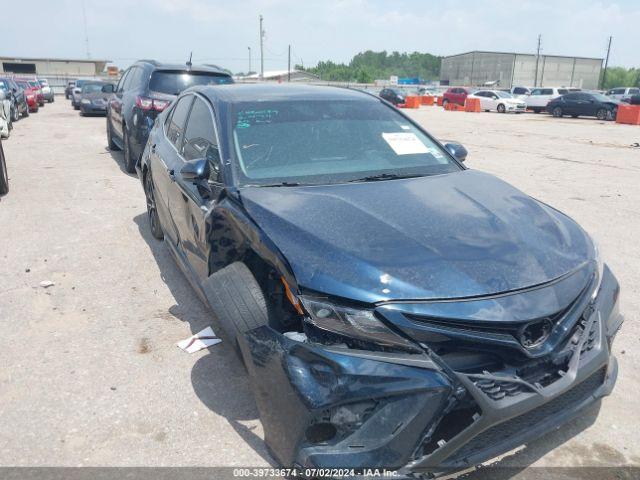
[106,59,233,173]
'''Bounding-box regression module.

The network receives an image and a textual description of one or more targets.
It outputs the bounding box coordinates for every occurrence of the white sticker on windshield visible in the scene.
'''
[382,132,429,155]
[400,125,411,130]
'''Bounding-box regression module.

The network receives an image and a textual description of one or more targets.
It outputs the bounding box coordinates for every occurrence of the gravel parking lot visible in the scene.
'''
[1,100,639,474]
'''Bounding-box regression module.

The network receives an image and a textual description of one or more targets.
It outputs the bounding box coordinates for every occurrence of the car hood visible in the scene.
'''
[239,170,594,303]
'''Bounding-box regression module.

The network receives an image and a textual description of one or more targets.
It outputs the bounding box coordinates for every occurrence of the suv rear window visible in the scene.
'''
[149,71,233,95]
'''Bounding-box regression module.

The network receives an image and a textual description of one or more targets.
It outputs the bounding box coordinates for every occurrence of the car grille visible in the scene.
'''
[448,367,606,462]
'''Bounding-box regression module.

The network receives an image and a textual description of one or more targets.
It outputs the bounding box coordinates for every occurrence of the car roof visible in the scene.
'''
[190,83,377,105]
[134,59,230,75]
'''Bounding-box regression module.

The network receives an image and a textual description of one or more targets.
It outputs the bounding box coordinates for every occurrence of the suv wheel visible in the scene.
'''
[123,129,136,173]
[106,117,120,151]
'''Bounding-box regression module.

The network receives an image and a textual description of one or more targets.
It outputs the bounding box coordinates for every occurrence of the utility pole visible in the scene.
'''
[533,34,541,87]
[259,15,265,79]
[288,44,291,82]
[601,36,613,89]
[81,0,91,59]
[247,46,252,74]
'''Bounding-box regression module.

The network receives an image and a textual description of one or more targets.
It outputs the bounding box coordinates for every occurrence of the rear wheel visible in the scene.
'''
[552,106,563,117]
[596,108,608,120]
[497,103,506,113]
[22,104,29,118]
[0,140,8,195]
[144,169,164,240]
[123,128,136,173]
[10,104,19,122]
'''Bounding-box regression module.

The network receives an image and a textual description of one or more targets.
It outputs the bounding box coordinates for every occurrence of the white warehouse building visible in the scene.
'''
[440,51,603,89]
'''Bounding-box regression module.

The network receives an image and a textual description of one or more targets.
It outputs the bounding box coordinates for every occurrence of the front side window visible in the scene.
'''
[166,95,194,148]
[513,87,527,94]
[116,70,129,92]
[231,99,461,186]
[182,98,222,182]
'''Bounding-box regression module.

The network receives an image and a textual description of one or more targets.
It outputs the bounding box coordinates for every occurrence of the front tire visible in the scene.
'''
[202,262,269,355]
[596,108,608,120]
[442,99,449,108]
[10,104,19,122]
[497,103,506,113]
[552,106,563,117]
[123,128,136,173]
[144,170,164,240]
[0,141,8,195]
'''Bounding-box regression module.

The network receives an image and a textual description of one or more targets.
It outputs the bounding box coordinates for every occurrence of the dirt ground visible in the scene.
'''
[0,99,638,474]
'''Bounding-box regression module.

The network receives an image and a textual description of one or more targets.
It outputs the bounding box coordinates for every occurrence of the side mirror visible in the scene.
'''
[180,158,209,181]
[102,84,115,93]
[444,142,468,162]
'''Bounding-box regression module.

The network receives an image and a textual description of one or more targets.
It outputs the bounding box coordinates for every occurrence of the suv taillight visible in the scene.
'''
[135,96,170,112]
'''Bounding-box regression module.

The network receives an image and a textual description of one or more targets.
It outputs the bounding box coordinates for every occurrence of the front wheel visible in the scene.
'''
[497,103,506,113]
[123,129,136,173]
[144,170,164,240]
[0,140,8,195]
[442,99,449,107]
[10,104,19,122]
[596,108,608,120]
[552,106,563,117]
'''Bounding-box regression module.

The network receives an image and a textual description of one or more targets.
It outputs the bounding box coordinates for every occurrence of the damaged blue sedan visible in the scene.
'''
[137,84,622,477]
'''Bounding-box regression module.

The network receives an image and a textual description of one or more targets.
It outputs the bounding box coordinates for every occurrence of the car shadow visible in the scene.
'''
[105,146,137,178]
[451,401,602,479]
[133,213,275,466]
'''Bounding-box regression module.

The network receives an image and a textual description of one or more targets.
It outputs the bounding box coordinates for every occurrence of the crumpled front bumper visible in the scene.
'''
[238,267,622,476]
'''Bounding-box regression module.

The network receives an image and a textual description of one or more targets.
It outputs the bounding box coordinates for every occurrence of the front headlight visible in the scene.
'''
[300,295,418,351]
[80,98,91,104]
[591,240,605,300]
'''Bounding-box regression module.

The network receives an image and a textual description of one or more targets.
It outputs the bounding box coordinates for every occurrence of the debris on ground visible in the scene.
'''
[39,280,55,288]
[177,326,221,353]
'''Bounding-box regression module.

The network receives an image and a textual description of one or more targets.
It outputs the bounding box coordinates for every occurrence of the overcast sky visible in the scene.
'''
[4,0,638,72]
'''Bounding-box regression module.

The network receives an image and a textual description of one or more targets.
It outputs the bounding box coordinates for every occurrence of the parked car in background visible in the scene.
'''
[0,77,28,121]
[38,79,55,103]
[379,87,406,105]
[26,80,45,106]
[526,87,580,113]
[509,86,531,98]
[15,80,39,113]
[442,87,471,106]
[547,92,619,120]
[605,87,640,101]
[467,90,527,113]
[65,80,76,99]
[71,79,95,109]
[78,82,114,115]
[621,94,640,105]
[138,83,620,477]
[0,136,7,195]
[106,59,233,173]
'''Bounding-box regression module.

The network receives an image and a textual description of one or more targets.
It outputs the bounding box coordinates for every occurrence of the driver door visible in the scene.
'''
[169,95,224,281]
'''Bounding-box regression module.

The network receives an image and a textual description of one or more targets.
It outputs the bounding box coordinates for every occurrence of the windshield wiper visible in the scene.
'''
[348,173,425,183]
[257,181,306,187]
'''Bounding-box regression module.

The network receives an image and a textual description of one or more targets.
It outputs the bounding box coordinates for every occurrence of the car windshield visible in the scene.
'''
[231,99,461,186]
[0,80,9,91]
[496,91,513,98]
[82,83,105,94]
[75,80,89,88]
[149,71,233,95]
[29,81,39,88]
[591,93,611,102]
[38,80,48,86]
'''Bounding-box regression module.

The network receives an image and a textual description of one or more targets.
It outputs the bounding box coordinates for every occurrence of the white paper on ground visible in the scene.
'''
[177,326,222,353]
[382,132,429,155]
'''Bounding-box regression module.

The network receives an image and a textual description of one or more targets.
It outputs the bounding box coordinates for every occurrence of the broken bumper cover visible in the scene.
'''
[239,268,621,475]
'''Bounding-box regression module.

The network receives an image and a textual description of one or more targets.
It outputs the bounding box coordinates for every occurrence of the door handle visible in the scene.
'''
[167,168,175,180]
[151,144,156,153]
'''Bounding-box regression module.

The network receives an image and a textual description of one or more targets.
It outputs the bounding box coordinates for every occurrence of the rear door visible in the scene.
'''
[110,69,131,138]
[170,95,225,280]
[151,94,194,245]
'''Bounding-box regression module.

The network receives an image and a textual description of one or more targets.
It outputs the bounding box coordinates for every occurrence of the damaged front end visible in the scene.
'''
[237,263,622,477]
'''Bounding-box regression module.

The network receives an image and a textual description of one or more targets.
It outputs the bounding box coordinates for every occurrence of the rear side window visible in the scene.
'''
[182,98,222,182]
[563,93,579,100]
[540,89,553,95]
[513,87,527,94]
[149,71,233,95]
[166,95,194,148]
[629,88,640,94]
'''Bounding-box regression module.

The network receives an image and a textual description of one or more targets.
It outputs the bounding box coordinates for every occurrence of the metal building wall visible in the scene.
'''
[442,52,602,89]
